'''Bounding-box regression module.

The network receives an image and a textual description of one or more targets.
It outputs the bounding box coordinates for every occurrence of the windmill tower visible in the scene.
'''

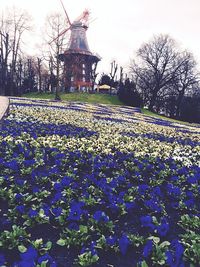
[51,1,101,92]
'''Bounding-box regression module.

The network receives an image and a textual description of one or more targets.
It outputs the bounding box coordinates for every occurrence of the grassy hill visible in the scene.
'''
[22,92,123,106]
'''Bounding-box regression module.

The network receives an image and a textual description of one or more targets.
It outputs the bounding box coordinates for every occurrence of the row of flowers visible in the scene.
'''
[0,97,199,266]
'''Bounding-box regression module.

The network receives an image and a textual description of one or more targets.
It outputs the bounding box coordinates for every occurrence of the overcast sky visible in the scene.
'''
[1,0,200,75]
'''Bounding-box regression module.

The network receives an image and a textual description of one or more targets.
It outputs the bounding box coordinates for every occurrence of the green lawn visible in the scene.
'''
[141,108,198,126]
[22,92,123,106]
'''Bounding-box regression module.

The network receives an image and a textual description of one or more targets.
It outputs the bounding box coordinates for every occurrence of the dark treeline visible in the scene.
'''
[130,35,200,123]
[99,35,200,123]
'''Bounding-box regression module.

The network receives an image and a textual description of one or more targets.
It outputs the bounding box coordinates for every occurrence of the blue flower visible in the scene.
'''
[16,260,35,267]
[166,240,184,267]
[38,253,56,266]
[15,193,23,201]
[143,240,153,258]
[54,182,62,191]
[28,208,38,218]
[140,215,155,230]
[52,207,62,217]
[184,199,195,208]
[144,199,162,213]
[157,219,169,237]
[16,205,25,214]
[119,234,129,255]
[138,184,149,195]
[125,201,135,210]
[93,211,109,223]
[0,253,6,265]
[20,246,38,261]
[4,160,19,171]
[68,222,79,230]
[68,201,85,221]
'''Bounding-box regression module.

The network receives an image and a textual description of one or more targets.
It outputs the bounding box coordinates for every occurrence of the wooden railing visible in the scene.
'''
[0,97,10,129]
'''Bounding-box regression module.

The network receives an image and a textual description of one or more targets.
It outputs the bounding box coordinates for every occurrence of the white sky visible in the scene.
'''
[1,0,200,75]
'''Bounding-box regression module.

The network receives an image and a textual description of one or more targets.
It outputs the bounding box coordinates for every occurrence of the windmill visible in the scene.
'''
[50,0,101,92]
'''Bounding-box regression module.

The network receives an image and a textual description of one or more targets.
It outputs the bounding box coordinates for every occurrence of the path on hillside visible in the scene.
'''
[0,96,9,128]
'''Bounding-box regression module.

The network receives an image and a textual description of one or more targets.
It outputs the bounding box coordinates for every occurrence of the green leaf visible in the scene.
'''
[79,225,88,234]
[40,261,48,267]
[18,245,27,253]
[141,261,148,267]
[160,241,170,248]
[46,241,52,249]
[56,239,66,246]
[148,236,160,244]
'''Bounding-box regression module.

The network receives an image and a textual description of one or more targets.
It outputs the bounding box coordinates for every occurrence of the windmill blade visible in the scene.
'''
[59,0,72,25]
[48,26,71,45]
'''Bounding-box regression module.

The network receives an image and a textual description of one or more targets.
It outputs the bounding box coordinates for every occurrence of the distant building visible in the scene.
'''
[97,84,117,94]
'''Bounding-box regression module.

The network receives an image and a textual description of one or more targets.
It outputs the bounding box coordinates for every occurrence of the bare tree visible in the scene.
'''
[130,35,183,111]
[172,52,199,117]
[109,60,118,95]
[43,12,69,100]
[0,7,32,95]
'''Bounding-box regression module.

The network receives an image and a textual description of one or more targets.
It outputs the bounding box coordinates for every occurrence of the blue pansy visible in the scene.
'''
[20,246,38,261]
[16,260,35,267]
[0,253,6,265]
[37,253,56,266]
[157,218,169,237]
[106,236,117,246]
[52,207,62,217]
[138,184,149,195]
[28,208,38,218]
[119,234,130,255]
[68,201,85,221]
[16,205,25,214]
[140,215,155,230]
[143,240,153,258]
[93,211,109,223]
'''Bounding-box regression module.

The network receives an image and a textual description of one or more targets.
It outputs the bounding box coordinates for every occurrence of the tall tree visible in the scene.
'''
[172,52,199,117]
[43,12,69,100]
[0,7,32,96]
[131,35,181,111]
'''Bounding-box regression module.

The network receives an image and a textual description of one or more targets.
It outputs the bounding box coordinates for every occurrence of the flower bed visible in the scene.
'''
[0,98,200,267]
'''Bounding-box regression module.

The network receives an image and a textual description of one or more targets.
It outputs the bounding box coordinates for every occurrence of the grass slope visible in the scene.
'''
[23,92,123,106]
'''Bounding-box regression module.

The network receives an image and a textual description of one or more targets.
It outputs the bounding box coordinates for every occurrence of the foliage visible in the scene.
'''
[118,78,143,107]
